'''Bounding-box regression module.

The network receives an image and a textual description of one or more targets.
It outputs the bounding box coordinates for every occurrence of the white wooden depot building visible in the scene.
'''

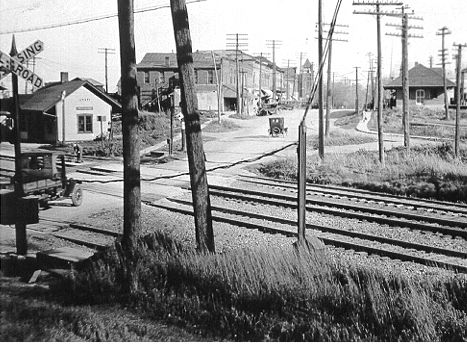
[17,74,121,144]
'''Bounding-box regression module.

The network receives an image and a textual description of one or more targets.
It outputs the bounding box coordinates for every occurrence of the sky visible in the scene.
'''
[1,0,466,93]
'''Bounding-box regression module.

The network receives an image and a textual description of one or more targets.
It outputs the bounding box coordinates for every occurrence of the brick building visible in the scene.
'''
[133,50,284,112]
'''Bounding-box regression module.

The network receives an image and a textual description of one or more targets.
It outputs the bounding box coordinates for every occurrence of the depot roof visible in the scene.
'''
[385,63,455,88]
[21,79,121,112]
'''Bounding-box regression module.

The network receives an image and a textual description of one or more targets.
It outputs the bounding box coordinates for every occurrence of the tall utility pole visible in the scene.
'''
[266,39,282,102]
[281,59,296,102]
[437,27,452,120]
[98,47,116,93]
[319,23,349,137]
[453,43,467,158]
[353,0,403,165]
[386,6,423,150]
[117,0,141,252]
[354,66,360,114]
[170,0,214,253]
[211,51,221,123]
[226,34,248,114]
[367,52,376,110]
[318,0,324,159]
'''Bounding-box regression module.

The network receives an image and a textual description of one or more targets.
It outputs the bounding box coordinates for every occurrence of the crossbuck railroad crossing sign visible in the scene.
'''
[0,40,44,88]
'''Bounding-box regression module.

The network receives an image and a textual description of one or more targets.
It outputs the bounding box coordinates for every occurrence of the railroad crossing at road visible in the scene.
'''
[0,40,44,88]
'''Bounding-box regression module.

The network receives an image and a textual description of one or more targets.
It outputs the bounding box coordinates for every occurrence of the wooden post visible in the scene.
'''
[170,103,174,156]
[454,44,465,158]
[297,121,307,241]
[11,36,27,255]
[325,39,333,137]
[318,0,324,159]
[376,4,385,165]
[170,0,215,253]
[61,91,66,145]
[211,51,221,123]
[401,12,410,150]
[117,0,142,251]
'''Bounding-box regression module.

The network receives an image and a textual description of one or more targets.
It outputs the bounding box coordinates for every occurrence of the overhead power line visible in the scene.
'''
[0,0,207,35]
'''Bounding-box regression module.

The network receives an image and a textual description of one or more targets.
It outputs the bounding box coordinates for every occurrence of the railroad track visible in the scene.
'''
[152,198,467,274]
[32,178,467,274]
[39,216,120,251]
[202,181,467,240]
[238,175,467,217]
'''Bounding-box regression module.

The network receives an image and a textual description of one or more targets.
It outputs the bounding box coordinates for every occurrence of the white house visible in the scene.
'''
[18,74,121,144]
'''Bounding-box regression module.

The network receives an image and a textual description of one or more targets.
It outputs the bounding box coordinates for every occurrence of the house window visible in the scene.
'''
[208,70,214,84]
[195,70,199,84]
[78,114,93,133]
[160,72,166,84]
[144,72,149,84]
[165,56,170,66]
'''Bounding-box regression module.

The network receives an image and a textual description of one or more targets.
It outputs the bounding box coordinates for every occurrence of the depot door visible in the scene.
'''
[415,89,425,105]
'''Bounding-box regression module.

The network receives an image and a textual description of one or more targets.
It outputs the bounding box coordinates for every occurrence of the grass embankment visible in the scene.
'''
[37,233,467,341]
[309,128,376,149]
[366,107,467,138]
[202,119,241,132]
[259,143,467,203]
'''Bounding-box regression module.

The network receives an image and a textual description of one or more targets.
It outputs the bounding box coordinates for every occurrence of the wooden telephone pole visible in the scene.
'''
[319,23,349,137]
[170,0,215,253]
[98,47,116,93]
[354,66,360,114]
[437,27,452,120]
[266,39,282,102]
[318,0,324,159]
[454,43,467,158]
[353,0,403,165]
[226,34,248,114]
[117,0,142,251]
[386,6,423,150]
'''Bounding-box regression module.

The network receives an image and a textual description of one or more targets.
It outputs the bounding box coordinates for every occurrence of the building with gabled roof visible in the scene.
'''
[3,73,121,143]
[134,50,285,113]
[384,62,455,107]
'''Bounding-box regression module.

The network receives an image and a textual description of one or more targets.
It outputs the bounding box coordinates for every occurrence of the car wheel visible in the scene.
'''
[71,186,83,206]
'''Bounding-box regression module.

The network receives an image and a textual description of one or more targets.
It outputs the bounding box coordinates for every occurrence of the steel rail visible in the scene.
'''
[168,197,467,259]
[153,200,467,274]
[205,188,467,239]
[238,176,467,215]
[240,174,467,210]
[208,184,467,229]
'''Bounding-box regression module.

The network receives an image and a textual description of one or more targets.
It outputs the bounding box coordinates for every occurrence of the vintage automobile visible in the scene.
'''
[17,151,83,207]
[268,117,288,137]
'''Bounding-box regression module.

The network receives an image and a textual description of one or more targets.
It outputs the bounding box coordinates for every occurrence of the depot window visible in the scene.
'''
[77,114,93,133]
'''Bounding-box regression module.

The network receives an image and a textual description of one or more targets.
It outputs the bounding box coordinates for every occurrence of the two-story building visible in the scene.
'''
[134,50,285,113]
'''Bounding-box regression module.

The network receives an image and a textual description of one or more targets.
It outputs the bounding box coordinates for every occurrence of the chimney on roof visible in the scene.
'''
[414,61,419,67]
[60,72,69,83]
